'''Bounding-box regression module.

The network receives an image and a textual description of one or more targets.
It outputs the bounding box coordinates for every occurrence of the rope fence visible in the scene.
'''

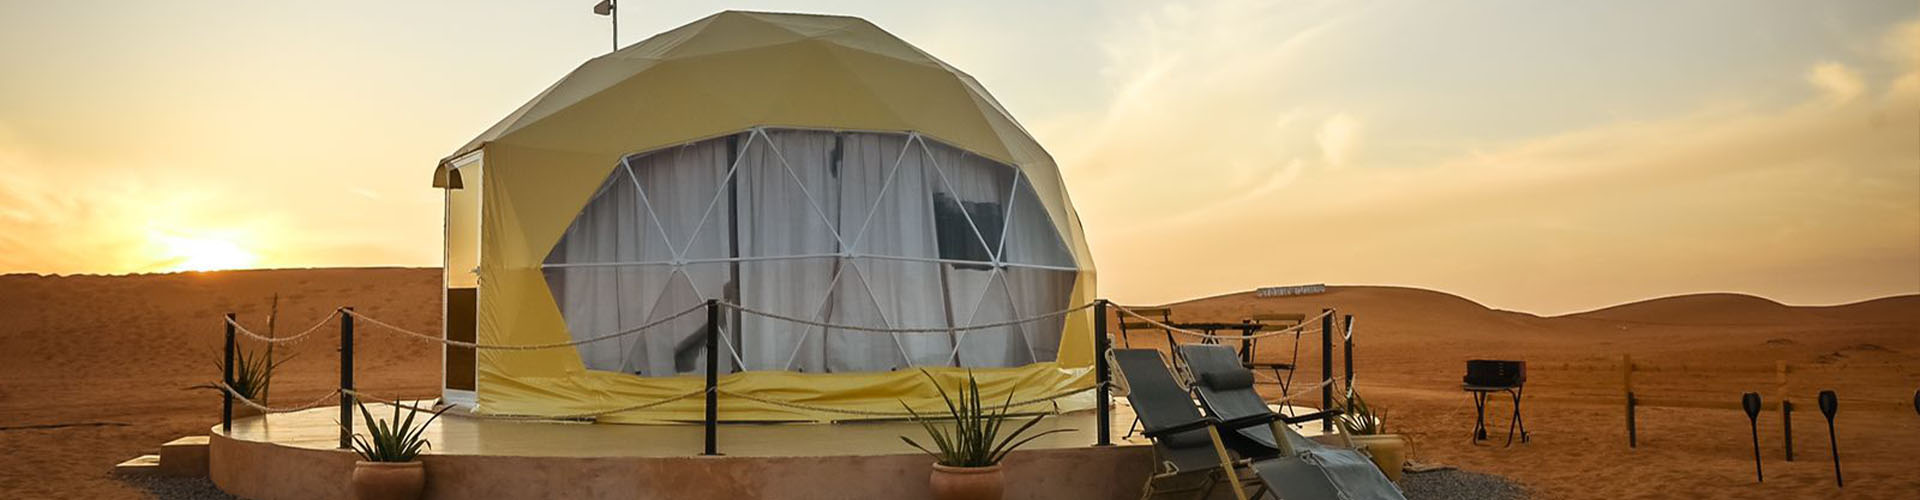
[1265,375,1337,403]
[343,388,708,420]
[205,382,343,413]
[719,383,1104,418]
[210,296,1356,454]
[717,300,1099,334]
[341,304,704,350]
[226,309,341,345]
[1113,305,1332,341]
[208,381,1095,421]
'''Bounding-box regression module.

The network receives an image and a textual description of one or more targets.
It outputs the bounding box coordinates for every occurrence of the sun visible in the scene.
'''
[157,233,259,272]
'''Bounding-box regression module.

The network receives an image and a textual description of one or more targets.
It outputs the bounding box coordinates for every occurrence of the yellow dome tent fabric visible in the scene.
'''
[437,10,1096,423]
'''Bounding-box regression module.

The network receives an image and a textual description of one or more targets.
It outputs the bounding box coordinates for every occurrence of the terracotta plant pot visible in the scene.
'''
[1350,434,1408,482]
[352,461,425,500]
[929,463,1004,500]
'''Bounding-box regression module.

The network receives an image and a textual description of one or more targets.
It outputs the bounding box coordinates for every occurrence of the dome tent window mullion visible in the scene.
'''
[920,141,1006,267]
[674,131,757,261]
[842,258,915,370]
[996,172,1024,264]
[942,261,1002,367]
[753,128,852,252]
[843,133,923,254]
[621,156,680,263]
[990,266,1043,365]
[779,259,849,372]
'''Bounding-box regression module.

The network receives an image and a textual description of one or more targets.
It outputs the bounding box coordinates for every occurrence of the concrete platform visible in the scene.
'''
[159,435,210,477]
[113,454,162,477]
[210,401,1333,499]
[211,404,1151,500]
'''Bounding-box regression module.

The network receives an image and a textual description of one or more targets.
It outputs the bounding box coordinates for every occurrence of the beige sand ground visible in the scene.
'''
[0,268,444,499]
[0,269,1914,498]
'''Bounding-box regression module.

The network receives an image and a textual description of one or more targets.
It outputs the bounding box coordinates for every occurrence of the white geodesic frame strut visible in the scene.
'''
[543,126,1079,373]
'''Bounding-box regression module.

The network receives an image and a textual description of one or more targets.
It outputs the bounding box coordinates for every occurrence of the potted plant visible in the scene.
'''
[1338,388,1409,482]
[900,371,1074,500]
[345,400,448,500]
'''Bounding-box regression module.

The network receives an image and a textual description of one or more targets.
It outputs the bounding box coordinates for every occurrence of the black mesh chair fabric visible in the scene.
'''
[1180,344,1313,455]
[1111,349,1229,474]
[1178,344,1408,500]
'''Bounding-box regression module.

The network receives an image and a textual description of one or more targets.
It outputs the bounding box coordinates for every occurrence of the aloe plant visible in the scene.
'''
[347,401,449,462]
[900,371,1074,467]
[213,345,291,403]
[1337,388,1387,435]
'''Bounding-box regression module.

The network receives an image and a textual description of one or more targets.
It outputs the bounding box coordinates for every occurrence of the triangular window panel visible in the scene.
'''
[851,257,949,367]
[952,270,1035,368]
[840,133,934,258]
[1000,174,1077,268]
[736,256,837,372]
[999,267,1076,362]
[623,264,732,376]
[629,136,739,260]
[924,139,1013,267]
[737,130,844,258]
[822,263,906,373]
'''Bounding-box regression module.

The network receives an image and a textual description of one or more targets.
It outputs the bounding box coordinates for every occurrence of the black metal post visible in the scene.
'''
[1626,392,1637,448]
[339,307,354,450]
[1819,390,1841,488]
[222,313,235,433]
[1321,308,1334,433]
[1783,400,1794,462]
[1095,299,1112,446]
[704,299,720,456]
[1342,315,1354,393]
[1742,393,1763,483]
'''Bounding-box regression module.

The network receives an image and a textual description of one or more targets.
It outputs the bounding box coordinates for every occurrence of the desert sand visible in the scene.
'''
[0,268,444,499]
[1135,286,1920,499]
[1,268,1915,498]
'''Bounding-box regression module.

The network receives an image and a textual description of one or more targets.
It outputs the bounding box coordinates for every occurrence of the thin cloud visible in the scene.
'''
[1316,113,1362,169]
[1806,62,1865,103]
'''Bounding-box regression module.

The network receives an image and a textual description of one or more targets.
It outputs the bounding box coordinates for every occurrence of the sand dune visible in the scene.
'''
[1,270,1914,498]
[1559,292,1920,327]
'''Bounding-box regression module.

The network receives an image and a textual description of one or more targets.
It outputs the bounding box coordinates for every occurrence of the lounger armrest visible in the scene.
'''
[1217,413,1282,431]
[1142,416,1218,439]
[1277,409,1344,425]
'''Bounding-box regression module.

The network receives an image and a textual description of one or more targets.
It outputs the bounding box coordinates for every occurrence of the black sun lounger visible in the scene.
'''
[1178,343,1407,500]
[1112,348,1259,499]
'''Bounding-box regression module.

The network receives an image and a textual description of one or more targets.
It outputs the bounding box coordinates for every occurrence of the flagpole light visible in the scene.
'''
[592,0,616,52]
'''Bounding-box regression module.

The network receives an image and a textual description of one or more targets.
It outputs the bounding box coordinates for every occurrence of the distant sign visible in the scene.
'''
[1256,284,1326,298]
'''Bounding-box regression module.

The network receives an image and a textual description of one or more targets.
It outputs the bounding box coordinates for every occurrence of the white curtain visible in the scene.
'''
[737,130,839,372]
[545,139,732,376]
[542,129,1077,376]
[830,133,946,372]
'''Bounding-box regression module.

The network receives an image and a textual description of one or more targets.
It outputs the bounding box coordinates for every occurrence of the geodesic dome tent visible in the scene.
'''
[433,11,1096,422]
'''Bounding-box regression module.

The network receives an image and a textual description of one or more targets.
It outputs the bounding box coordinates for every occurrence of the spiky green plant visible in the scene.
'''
[213,345,291,403]
[899,371,1074,467]
[1337,388,1386,435]
[347,401,449,462]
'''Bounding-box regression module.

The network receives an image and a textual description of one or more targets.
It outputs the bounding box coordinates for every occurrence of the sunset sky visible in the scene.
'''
[2,1,1916,314]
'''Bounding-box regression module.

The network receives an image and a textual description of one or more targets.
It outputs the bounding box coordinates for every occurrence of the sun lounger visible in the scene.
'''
[1112,348,1259,499]
[1177,343,1407,499]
